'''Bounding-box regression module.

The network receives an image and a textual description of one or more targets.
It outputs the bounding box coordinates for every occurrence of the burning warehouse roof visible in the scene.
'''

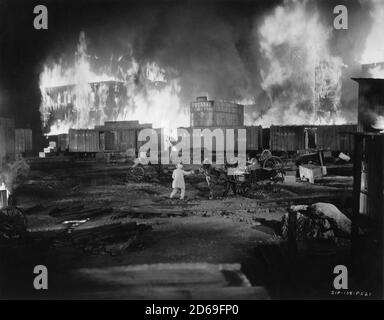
[39,32,189,135]
[40,80,127,134]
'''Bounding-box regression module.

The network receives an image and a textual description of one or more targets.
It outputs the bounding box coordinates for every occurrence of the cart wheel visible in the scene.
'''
[260,149,272,162]
[263,156,285,179]
[127,166,145,182]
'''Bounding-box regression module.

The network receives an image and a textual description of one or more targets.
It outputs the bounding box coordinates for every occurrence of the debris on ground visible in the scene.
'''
[68,221,152,255]
[27,219,152,256]
[309,202,352,237]
[0,206,27,240]
[281,202,352,241]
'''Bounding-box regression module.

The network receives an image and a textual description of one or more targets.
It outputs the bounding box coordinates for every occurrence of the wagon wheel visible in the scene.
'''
[260,149,272,162]
[127,166,145,183]
[263,156,285,180]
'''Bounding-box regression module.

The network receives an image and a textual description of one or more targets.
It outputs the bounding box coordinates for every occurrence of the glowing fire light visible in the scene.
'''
[361,1,384,78]
[372,115,384,133]
[256,0,346,127]
[39,32,188,135]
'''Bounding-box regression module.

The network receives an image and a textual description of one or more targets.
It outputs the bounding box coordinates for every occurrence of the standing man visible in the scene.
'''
[170,163,193,200]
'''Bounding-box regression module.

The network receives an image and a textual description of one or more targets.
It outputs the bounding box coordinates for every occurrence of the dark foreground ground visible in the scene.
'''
[0,160,380,299]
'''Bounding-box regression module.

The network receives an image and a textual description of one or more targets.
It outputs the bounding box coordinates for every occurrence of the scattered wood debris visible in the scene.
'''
[26,218,151,255]
[68,221,151,255]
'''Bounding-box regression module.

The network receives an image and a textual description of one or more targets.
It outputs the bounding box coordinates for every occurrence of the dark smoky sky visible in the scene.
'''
[0,0,376,133]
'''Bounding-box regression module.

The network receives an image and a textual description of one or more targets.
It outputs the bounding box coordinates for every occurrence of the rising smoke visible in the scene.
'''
[38,0,381,132]
[253,0,346,126]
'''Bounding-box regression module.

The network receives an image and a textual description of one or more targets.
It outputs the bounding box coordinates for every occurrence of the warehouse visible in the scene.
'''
[40,80,127,133]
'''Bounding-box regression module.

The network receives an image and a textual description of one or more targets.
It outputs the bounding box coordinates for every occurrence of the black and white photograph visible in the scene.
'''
[0,0,383,303]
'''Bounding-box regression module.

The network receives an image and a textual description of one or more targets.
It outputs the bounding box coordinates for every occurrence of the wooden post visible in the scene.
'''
[288,209,297,262]
[0,190,8,209]
[352,134,363,264]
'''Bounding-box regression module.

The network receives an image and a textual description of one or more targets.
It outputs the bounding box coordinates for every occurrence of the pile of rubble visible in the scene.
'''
[281,202,352,241]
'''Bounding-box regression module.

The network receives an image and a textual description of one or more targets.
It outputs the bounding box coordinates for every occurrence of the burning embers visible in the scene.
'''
[39,32,188,135]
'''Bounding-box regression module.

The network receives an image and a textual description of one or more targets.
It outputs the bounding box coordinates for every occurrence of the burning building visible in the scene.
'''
[39,32,188,137]
[314,61,341,122]
[40,80,127,134]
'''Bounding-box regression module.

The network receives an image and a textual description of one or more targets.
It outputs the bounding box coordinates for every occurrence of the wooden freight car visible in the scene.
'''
[69,129,99,152]
[98,121,153,153]
[269,124,357,154]
[68,129,114,153]
[317,125,357,152]
[57,133,69,152]
[0,118,15,168]
[15,129,32,155]
[245,125,263,152]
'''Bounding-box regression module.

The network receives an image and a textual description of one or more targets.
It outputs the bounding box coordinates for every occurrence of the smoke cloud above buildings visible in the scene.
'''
[0,0,382,132]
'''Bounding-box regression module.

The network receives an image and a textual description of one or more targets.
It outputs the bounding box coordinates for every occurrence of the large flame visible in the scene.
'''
[255,0,346,126]
[372,115,384,133]
[361,1,384,78]
[39,32,188,135]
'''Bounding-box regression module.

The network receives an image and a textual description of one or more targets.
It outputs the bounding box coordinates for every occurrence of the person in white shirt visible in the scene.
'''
[170,163,193,200]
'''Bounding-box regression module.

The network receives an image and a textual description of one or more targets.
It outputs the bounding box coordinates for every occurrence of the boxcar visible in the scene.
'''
[269,124,357,153]
[269,125,307,151]
[245,125,263,151]
[15,129,33,154]
[317,125,357,154]
[69,129,100,152]
[57,133,69,151]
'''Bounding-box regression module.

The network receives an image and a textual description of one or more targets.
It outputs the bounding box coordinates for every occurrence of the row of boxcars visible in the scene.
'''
[0,117,33,169]
[49,121,357,156]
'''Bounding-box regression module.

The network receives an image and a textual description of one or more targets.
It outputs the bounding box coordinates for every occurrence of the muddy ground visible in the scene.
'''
[1,160,373,299]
